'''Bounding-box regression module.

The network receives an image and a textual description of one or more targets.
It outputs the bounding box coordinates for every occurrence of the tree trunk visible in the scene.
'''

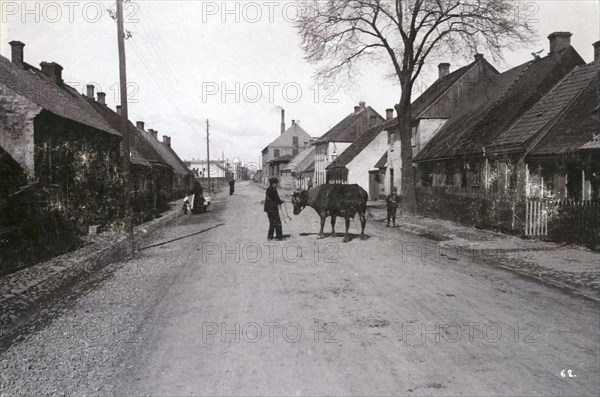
[395,81,417,214]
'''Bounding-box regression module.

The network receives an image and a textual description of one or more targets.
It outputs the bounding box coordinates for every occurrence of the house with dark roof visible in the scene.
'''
[0,40,127,267]
[414,32,588,201]
[384,54,500,194]
[84,88,176,215]
[325,56,498,197]
[261,113,313,184]
[0,41,121,179]
[137,127,194,199]
[486,48,599,201]
[326,113,394,197]
[313,102,384,186]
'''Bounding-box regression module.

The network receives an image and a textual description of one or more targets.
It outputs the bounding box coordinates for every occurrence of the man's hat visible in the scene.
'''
[269,177,279,184]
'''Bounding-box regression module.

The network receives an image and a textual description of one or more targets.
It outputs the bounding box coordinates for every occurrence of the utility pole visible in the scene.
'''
[206,119,211,195]
[116,0,134,252]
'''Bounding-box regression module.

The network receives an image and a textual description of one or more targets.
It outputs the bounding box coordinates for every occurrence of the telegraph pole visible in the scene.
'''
[206,119,211,194]
[116,0,134,252]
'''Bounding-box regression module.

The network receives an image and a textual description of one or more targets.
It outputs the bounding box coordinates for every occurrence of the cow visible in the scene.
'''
[290,184,368,243]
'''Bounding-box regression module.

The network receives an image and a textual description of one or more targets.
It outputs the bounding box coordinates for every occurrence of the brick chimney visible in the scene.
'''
[9,41,25,68]
[359,101,366,108]
[116,105,122,115]
[86,84,95,99]
[148,129,158,139]
[136,121,145,130]
[594,41,600,62]
[438,63,450,79]
[163,135,171,146]
[97,92,106,105]
[474,53,484,61]
[354,105,361,114]
[40,62,63,84]
[386,108,394,120]
[280,108,285,135]
[548,32,572,54]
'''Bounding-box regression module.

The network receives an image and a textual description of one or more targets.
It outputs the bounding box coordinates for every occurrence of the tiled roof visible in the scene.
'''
[411,58,497,118]
[374,152,388,168]
[138,131,190,175]
[414,47,585,161]
[580,135,600,150]
[282,146,315,173]
[0,55,120,137]
[326,122,388,169]
[530,66,599,155]
[314,106,383,144]
[88,100,170,168]
[304,160,315,173]
[162,143,194,175]
[490,61,600,153]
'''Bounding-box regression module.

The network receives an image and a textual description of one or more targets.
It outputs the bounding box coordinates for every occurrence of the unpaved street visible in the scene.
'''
[1,182,599,396]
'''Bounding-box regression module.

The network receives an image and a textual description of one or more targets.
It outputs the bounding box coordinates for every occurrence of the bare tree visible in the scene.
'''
[296,0,535,212]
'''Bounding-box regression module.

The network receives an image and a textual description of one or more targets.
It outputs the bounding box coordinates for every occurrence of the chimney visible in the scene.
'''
[9,41,25,68]
[438,63,450,79]
[136,121,145,130]
[474,53,484,61]
[86,84,95,99]
[116,105,122,115]
[292,119,296,126]
[359,101,366,108]
[148,129,158,139]
[354,106,361,114]
[386,108,394,120]
[97,92,106,105]
[548,32,572,54]
[594,41,600,62]
[40,62,63,84]
[280,108,285,135]
[162,135,171,147]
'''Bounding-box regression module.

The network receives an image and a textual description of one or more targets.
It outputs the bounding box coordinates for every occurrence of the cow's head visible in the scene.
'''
[291,191,307,215]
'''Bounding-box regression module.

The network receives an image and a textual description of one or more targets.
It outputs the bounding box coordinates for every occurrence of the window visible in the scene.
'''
[293,136,298,146]
[411,127,417,147]
[274,149,280,158]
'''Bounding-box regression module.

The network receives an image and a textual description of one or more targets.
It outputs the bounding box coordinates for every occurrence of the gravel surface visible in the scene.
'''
[1,182,598,396]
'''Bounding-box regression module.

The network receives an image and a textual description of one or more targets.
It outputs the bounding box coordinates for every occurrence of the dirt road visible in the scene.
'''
[1,181,598,396]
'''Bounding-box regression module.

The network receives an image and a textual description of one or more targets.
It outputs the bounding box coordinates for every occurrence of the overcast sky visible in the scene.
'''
[1,1,599,166]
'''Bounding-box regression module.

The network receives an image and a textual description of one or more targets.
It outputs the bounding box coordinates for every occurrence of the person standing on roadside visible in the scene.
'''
[386,186,400,227]
[229,178,235,195]
[264,177,284,240]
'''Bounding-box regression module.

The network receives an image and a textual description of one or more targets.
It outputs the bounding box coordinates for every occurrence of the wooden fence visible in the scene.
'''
[525,198,600,250]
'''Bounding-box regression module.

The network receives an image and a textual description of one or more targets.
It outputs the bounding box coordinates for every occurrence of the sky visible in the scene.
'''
[1,0,599,167]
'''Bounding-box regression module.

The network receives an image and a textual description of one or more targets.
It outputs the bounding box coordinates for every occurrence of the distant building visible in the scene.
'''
[261,109,313,185]
[313,102,384,187]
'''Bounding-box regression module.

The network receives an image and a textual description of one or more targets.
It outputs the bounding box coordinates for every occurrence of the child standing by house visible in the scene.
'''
[386,187,400,227]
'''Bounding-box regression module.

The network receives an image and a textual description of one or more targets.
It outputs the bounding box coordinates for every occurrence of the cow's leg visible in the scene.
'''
[359,211,367,240]
[330,215,336,237]
[343,216,351,243]
[318,215,326,238]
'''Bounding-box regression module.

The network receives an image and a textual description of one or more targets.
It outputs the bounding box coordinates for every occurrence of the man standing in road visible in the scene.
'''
[229,178,235,195]
[264,177,284,240]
